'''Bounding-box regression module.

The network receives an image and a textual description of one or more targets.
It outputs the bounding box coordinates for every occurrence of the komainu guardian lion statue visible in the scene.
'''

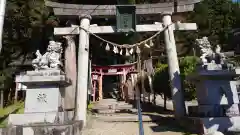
[32,41,63,71]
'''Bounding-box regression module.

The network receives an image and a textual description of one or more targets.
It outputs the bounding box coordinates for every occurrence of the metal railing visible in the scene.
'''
[136,96,144,135]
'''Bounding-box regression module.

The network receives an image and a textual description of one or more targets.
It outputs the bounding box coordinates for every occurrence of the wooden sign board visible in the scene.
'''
[108,69,117,73]
[92,75,99,80]
[116,5,136,33]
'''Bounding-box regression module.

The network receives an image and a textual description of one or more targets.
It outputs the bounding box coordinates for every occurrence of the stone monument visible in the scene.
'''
[7,41,76,135]
[187,37,240,134]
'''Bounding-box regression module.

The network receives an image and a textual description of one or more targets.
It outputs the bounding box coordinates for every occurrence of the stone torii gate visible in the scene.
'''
[45,0,199,126]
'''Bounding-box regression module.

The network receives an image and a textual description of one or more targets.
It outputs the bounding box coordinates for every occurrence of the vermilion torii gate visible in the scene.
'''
[91,62,137,102]
[45,0,199,125]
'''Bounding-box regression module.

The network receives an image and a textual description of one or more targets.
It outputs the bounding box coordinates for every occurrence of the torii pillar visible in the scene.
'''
[162,12,186,118]
[76,15,91,126]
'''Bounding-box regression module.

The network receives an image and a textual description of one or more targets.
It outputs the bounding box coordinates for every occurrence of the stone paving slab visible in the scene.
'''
[81,118,185,135]
[92,113,171,122]
[83,96,198,135]
[81,113,193,135]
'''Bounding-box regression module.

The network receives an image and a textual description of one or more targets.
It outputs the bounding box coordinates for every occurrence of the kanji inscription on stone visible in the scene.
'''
[37,93,47,103]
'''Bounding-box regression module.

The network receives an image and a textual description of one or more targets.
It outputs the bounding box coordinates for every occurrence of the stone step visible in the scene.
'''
[92,113,169,122]
[93,103,133,108]
[94,101,129,106]
[93,100,134,109]
[94,102,131,106]
[96,108,137,114]
[95,99,118,104]
[93,105,133,111]
[97,109,116,114]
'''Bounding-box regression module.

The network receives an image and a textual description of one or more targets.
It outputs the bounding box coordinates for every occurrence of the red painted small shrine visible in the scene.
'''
[91,62,137,102]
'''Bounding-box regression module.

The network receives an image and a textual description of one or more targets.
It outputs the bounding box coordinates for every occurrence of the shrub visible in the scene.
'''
[152,63,171,99]
[180,56,200,101]
[152,56,199,101]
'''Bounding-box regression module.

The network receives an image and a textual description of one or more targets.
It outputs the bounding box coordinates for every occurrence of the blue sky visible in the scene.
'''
[232,0,239,2]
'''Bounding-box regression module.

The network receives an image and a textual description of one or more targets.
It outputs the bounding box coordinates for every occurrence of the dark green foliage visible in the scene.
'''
[179,56,199,100]
[186,0,240,50]
[153,56,199,101]
[177,0,240,99]
[2,0,58,67]
[152,63,171,109]
[0,0,58,104]
[152,63,171,99]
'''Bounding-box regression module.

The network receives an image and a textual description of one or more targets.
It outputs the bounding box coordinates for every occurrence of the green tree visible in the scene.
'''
[185,0,240,50]
[179,56,199,100]
[0,0,58,104]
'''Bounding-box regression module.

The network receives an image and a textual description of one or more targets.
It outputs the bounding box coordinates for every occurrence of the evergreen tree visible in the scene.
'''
[186,0,240,50]
[0,0,58,103]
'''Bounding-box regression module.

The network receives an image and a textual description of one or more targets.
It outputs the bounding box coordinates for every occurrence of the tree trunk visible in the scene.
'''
[63,35,77,110]
[153,91,156,105]
[14,89,18,103]
[8,88,12,104]
[141,71,145,103]
[0,90,3,108]
[164,93,167,110]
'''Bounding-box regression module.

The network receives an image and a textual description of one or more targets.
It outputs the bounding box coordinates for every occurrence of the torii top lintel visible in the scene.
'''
[92,62,137,70]
[45,0,201,17]
[92,62,137,76]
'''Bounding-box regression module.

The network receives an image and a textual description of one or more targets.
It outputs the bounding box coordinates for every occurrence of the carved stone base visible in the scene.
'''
[203,63,223,71]
[188,104,240,117]
[15,70,70,113]
[8,111,79,135]
[185,116,240,134]
[16,70,70,85]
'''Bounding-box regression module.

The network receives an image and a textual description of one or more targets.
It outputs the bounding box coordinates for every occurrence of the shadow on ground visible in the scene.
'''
[129,99,173,114]
[126,100,197,134]
[146,113,196,134]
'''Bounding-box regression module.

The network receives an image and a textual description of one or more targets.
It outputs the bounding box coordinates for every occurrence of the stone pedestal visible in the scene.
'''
[8,70,73,135]
[187,68,240,134]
